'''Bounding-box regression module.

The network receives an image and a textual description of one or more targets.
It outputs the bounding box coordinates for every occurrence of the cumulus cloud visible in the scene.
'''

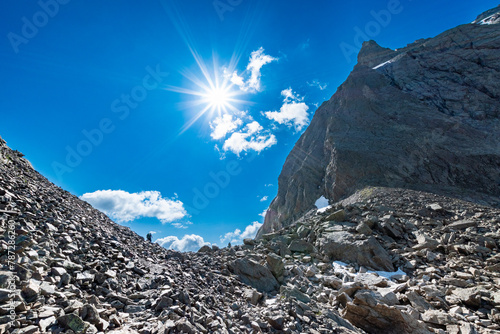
[259,209,268,218]
[80,190,187,224]
[227,47,277,93]
[210,113,243,140]
[222,121,277,155]
[264,88,310,131]
[156,234,210,252]
[220,221,263,245]
[307,80,328,91]
[260,196,268,202]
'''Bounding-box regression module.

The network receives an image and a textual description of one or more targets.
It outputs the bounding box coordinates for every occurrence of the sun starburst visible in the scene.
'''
[165,58,249,135]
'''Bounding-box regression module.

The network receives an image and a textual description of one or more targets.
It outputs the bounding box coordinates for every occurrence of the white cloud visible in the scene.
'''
[264,87,310,131]
[156,234,210,252]
[259,209,268,218]
[281,88,303,102]
[148,231,157,235]
[307,80,328,91]
[264,183,273,187]
[227,47,277,93]
[210,113,243,140]
[222,121,277,156]
[80,190,187,224]
[172,221,192,229]
[265,102,309,131]
[220,221,263,245]
[260,196,268,202]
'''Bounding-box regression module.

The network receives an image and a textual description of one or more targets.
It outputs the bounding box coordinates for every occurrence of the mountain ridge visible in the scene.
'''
[258,5,500,238]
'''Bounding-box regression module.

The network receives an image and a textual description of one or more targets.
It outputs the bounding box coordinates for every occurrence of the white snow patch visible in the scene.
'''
[372,60,393,70]
[474,13,500,25]
[315,196,330,212]
[332,261,407,281]
[265,297,277,305]
[372,53,405,70]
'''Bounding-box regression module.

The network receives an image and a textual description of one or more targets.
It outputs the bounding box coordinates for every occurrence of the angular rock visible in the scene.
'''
[228,258,279,293]
[318,231,394,271]
[288,239,316,253]
[343,290,431,334]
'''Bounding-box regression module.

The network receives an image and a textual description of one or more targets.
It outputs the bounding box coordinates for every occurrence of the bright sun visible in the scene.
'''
[164,53,249,134]
[204,87,229,108]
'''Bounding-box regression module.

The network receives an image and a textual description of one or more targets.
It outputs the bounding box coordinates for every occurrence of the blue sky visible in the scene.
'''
[1,0,497,251]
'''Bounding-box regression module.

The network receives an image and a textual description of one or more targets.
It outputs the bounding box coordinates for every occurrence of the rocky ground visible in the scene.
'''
[1,133,500,334]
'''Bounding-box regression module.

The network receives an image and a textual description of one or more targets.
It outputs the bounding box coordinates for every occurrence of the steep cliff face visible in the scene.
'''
[258,6,500,237]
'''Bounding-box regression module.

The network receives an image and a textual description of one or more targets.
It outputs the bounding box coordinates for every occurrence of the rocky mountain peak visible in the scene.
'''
[258,5,500,239]
[357,40,397,68]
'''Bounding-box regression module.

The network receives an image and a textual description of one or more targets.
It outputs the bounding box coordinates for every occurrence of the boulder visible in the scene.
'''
[228,258,279,293]
[318,231,394,271]
[343,290,431,334]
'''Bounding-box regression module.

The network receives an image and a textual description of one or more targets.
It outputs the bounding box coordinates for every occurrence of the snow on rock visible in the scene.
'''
[332,261,407,284]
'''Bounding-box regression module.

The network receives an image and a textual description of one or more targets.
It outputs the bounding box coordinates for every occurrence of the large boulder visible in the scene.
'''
[318,231,394,271]
[343,290,431,334]
[228,258,279,293]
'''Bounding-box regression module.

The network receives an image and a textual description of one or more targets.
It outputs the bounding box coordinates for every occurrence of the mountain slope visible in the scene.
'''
[1,136,365,333]
[258,5,500,237]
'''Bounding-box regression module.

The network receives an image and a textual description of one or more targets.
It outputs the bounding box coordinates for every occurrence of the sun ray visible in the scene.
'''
[159,0,256,135]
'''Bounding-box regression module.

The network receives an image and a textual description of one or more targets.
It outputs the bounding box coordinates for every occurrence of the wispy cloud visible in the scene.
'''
[307,79,328,91]
[156,234,210,252]
[172,221,192,229]
[227,47,277,93]
[299,39,310,50]
[80,190,187,224]
[222,121,277,155]
[264,88,310,131]
[259,196,268,202]
[220,221,263,244]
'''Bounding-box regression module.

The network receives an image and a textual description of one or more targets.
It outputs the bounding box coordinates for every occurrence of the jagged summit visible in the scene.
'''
[258,5,500,238]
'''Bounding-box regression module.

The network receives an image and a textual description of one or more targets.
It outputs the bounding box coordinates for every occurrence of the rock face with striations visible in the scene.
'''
[258,5,500,237]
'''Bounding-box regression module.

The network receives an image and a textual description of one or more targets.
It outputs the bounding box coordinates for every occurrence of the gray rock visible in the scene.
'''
[343,290,431,334]
[288,239,316,253]
[422,310,456,325]
[280,285,311,303]
[228,258,279,293]
[57,314,89,334]
[266,252,285,282]
[318,231,394,271]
